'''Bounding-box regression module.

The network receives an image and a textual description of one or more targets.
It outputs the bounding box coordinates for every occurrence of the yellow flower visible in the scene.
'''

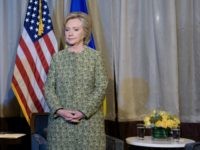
[144,116,151,126]
[143,110,180,129]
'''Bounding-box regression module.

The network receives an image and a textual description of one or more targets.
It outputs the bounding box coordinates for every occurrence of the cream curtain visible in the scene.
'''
[101,0,179,121]
[0,0,200,123]
[97,0,200,122]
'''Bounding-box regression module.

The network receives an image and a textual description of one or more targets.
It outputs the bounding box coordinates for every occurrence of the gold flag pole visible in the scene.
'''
[38,0,44,36]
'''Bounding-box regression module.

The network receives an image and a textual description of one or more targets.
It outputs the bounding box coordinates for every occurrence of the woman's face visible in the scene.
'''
[65,18,85,46]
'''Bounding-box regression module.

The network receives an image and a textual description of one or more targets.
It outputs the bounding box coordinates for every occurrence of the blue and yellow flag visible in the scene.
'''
[70,0,107,116]
[70,0,95,49]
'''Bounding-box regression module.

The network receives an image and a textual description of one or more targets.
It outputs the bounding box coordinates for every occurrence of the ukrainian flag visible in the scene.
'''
[70,0,107,116]
[70,0,95,49]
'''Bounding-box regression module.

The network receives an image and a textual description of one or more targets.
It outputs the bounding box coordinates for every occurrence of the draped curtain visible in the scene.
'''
[0,0,199,123]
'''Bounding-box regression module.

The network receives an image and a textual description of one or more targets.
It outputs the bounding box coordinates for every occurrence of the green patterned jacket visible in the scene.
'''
[44,46,108,150]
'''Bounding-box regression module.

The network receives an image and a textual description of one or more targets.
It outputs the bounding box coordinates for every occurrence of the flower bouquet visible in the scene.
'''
[143,110,180,139]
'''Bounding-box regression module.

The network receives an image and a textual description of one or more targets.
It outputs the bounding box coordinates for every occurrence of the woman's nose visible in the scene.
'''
[68,31,73,36]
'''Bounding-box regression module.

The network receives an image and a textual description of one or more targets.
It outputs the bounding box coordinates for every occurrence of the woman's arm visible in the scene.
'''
[79,51,108,118]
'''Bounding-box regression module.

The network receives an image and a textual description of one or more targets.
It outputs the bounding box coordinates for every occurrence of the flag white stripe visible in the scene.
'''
[21,29,47,82]
[14,65,38,112]
[48,31,58,53]
[17,45,47,110]
[38,37,52,66]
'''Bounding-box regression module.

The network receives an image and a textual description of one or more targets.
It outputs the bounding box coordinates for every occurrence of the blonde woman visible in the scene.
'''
[44,12,108,150]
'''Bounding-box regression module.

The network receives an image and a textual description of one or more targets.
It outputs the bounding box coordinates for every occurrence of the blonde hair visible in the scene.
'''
[64,12,92,45]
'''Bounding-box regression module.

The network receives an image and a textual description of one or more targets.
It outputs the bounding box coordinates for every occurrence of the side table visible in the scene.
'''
[126,136,195,150]
[0,133,26,150]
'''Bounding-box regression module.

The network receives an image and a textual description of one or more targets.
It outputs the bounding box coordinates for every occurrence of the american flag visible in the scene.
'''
[11,0,57,124]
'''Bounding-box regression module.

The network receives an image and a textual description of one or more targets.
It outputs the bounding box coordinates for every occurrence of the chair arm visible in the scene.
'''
[31,133,47,150]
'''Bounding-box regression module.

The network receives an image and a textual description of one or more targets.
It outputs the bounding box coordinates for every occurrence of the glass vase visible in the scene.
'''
[152,127,170,139]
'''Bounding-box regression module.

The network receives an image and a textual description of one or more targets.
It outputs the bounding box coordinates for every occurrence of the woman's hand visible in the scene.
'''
[56,109,75,121]
[71,111,84,121]
[56,109,84,123]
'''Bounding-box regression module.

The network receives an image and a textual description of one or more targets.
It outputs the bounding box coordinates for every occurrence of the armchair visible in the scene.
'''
[185,142,200,150]
[30,113,49,150]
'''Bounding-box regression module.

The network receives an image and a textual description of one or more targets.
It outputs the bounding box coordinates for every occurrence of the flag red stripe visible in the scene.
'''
[15,55,44,112]
[12,76,32,117]
[34,41,49,74]
[19,37,44,90]
[43,34,56,56]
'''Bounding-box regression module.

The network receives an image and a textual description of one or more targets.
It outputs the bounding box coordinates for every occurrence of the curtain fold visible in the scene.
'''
[0,0,28,117]
[0,0,200,123]
[176,0,200,122]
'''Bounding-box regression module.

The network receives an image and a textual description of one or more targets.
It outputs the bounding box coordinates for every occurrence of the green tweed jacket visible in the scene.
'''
[44,46,108,150]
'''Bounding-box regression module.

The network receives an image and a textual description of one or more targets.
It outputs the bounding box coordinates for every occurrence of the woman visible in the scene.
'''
[44,12,108,150]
